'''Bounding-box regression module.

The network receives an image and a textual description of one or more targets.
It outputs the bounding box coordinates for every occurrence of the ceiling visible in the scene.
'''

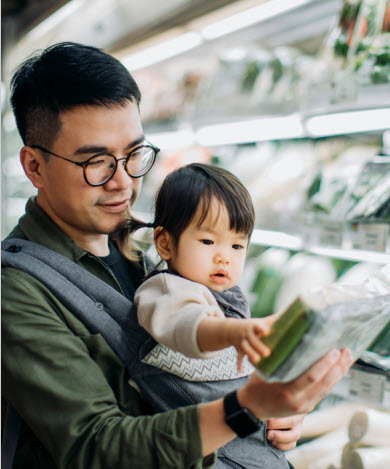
[1,0,243,54]
[1,0,70,47]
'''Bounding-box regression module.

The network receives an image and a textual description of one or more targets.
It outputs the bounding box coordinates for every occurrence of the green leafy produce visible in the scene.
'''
[250,249,291,318]
[375,47,390,65]
[370,64,390,83]
[257,298,313,375]
[368,319,390,356]
[241,62,261,93]
[255,292,390,382]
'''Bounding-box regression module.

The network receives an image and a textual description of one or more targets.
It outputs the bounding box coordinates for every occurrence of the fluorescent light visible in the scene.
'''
[122,32,203,71]
[196,114,304,146]
[147,128,196,151]
[251,229,302,250]
[121,0,312,70]
[308,246,390,264]
[201,0,311,40]
[27,0,86,40]
[305,108,390,137]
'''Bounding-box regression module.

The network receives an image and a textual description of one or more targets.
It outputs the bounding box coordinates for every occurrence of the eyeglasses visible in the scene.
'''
[31,141,160,186]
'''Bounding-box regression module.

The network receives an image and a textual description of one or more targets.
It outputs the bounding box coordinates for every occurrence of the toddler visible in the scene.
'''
[129,163,291,469]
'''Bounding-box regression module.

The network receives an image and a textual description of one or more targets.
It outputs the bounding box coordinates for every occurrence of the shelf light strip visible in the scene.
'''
[146,107,390,147]
[308,246,390,264]
[122,0,312,71]
[196,114,305,146]
[305,108,390,137]
[201,0,311,40]
[122,32,203,71]
[251,229,302,250]
[27,0,86,40]
[251,229,390,263]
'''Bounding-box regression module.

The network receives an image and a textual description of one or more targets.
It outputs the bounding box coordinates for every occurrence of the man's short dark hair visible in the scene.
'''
[10,41,142,147]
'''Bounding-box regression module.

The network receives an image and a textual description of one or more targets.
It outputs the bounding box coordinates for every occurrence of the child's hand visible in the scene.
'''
[225,316,275,372]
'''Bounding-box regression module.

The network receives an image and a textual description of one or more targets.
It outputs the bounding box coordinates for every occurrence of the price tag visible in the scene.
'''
[319,219,343,247]
[349,368,386,404]
[302,213,319,246]
[350,223,390,252]
[382,380,390,409]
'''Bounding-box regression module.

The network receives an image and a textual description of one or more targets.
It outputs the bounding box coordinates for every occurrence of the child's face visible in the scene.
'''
[168,199,249,292]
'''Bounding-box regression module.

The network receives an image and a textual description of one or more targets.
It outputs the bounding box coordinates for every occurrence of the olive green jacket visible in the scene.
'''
[2,197,215,469]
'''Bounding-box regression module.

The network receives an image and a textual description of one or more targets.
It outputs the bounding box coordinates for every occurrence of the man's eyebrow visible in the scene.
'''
[73,135,146,155]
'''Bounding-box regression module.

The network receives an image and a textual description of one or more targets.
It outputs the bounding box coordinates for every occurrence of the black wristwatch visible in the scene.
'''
[223,390,262,438]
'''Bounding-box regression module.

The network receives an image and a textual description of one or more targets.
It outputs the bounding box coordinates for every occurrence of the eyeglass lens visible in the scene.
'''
[84,146,156,185]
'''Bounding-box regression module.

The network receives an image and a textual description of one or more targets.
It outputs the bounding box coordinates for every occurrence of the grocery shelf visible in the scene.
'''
[251,228,390,264]
[331,360,390,409]
[146,104,390,147]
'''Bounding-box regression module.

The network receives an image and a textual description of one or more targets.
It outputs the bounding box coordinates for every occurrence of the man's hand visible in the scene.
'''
[237,348,354,420]
[198,349,353,457]
[266,415,304,451]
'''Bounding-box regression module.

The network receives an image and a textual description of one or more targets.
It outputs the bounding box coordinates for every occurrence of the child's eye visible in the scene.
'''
[232,244,245,250]
[200,239,213,245]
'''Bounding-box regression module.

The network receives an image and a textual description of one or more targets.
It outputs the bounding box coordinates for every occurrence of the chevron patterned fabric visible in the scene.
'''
[142,344,254,381]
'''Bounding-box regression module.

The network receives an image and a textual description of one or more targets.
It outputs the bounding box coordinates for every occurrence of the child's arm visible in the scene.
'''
[197,316,275,371]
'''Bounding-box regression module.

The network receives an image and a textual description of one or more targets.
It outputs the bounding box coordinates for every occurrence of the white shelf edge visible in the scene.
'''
[251,228,390,264]
[145,107,390,148]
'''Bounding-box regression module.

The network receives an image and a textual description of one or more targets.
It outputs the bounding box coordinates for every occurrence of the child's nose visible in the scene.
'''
[214,252,230,264]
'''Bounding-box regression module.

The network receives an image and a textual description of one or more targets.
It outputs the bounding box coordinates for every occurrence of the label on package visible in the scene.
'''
[350,223,390,252]
[318,219,343,247]
[349,368,386,404]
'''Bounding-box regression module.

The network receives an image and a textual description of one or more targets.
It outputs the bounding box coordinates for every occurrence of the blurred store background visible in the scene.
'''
[2,1,390,467]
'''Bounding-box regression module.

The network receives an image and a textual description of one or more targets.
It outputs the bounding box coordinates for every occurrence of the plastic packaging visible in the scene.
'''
[256,265,390,382]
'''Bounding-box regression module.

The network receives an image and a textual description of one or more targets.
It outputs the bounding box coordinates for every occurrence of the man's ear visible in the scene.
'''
[20,146,45,189]
[154,226,173,261]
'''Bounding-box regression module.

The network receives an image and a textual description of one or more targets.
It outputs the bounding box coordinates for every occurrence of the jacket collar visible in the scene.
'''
[16,197,87,262]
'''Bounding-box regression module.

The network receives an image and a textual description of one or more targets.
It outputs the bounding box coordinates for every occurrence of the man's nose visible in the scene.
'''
[105,159,131,190]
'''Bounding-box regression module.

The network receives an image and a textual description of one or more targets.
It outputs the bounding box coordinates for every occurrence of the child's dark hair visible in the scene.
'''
[127,163,255,247]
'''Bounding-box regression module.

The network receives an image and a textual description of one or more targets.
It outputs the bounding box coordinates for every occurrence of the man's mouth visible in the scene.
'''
[98,199,129,213]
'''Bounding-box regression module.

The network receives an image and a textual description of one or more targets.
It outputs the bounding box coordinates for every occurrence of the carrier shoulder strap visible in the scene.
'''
[1,238,142,469]
[2,238,142,363]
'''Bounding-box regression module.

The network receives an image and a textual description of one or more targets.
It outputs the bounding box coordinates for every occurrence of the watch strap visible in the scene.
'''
[223,390,261,438]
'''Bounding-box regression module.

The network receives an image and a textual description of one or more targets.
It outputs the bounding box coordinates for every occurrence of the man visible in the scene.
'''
[2,42,353,468]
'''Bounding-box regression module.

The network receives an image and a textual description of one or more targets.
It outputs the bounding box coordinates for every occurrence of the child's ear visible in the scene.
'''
[154,227,173,261]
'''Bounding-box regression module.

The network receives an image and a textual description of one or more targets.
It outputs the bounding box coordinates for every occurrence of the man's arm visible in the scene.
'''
[197,347,353,456]
[2,269,210,469]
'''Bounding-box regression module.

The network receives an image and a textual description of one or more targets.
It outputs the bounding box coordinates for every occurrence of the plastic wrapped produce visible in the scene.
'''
[307,453,343,469]
[343,447,390,469]
[332,158,390,220]
[285,428,348,469]
[348,408,390,445]
[250,248,291,318]
[301,402,363,439]
[273,253,336,314]
[346,172,390,221]
[256,265,390,382]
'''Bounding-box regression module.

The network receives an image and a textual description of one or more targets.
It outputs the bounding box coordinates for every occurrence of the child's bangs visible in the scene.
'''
[196,183,254,237]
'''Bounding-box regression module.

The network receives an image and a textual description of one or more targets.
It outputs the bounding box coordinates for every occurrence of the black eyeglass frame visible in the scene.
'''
[30,141,160,186]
